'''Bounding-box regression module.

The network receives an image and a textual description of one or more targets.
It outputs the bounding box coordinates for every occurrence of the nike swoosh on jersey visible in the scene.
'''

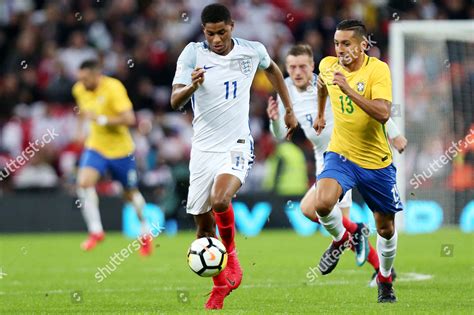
[203,65,215,70]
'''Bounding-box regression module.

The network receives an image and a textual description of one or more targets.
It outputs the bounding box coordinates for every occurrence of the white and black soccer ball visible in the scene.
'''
[187,237,228,277]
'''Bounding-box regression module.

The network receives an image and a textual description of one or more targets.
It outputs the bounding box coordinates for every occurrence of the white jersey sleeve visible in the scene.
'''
[172,43,197,86]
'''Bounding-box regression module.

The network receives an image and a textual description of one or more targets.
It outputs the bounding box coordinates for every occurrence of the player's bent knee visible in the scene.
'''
[314,197,336,217]
[77,168,99,189]
[211,194,232,212]
[377,225,395,239]
[77,179,94,189]
[211,199,230,212]
[314,189,338,215]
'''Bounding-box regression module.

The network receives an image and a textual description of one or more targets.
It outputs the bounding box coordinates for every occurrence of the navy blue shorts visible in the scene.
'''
[317,151,403,214]
[79,149,138,189]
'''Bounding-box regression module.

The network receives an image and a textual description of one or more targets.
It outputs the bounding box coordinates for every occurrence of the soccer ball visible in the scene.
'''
[187,237,228,277]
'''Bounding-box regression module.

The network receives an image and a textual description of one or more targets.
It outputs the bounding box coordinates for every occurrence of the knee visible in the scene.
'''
[77,175,95,189]
[300,197,316,220]
[314,194,337,217]
[377,224,395,239]
[77,179,92,189]
[211,195,231,213]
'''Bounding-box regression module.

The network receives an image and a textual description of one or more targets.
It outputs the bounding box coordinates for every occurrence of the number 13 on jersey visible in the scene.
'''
[224,81,237,100]
[339,95,354,114]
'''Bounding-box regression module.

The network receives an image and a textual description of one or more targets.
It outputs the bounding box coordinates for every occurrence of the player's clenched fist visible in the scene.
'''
[266,96,279,121]
[392,135,408,153]
[313,116,326,135]
[333,71,350,94]
[284,110,298,140]
[191,67,205,89]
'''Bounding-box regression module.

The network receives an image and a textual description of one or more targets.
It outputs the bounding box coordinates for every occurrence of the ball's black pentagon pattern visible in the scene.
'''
[188,249,199,256]
[206,237,213,247]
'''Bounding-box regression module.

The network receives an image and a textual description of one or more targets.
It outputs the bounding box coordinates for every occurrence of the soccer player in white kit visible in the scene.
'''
[170,4,298,310]
[266,44,407,281]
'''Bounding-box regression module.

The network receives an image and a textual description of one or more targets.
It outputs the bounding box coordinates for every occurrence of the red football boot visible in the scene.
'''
[224,249,243,290]
[139,234,153,256]
[80,232,105,251]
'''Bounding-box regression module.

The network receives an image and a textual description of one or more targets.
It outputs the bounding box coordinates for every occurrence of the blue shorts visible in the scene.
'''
[79,149,138,189]
[317,151,403,214]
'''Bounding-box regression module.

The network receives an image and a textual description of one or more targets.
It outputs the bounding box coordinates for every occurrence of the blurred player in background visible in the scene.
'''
[313,20,404,303]
[267,44,407,285]
[171,4,298,310]
[73,60,152,256]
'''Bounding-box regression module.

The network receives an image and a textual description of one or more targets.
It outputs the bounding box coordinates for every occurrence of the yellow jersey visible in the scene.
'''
[319,54,392,169]
[72,76,135,158]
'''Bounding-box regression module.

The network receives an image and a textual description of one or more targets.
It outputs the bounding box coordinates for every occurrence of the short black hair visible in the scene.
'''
[201,3,232,25]
[336,19,367,40]
[79,59,100,70]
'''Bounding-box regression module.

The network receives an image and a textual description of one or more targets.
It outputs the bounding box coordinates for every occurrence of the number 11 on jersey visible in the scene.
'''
[224,81,237,100]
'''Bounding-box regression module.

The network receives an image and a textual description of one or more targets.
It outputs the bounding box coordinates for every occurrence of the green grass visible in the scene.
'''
[0,229,473,314]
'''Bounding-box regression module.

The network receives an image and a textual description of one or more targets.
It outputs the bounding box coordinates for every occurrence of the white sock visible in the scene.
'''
[317,207,346,241]
[77,187,103,234]
[130,191,148,234]
[377,231,398,277]
[140,222,150,235]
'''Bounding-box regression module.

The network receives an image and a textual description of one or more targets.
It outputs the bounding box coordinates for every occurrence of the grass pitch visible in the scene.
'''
[0,229,472,314]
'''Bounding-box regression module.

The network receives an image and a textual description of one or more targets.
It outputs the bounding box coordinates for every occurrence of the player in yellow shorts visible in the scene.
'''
[73,60,152,255]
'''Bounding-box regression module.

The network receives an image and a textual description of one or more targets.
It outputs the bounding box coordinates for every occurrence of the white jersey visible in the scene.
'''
[173,38,271,152]
[270,75,333,174]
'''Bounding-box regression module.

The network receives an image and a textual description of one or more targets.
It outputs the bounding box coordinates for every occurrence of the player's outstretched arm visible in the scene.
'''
[264,60,298,140]
[83,110,136,127]
[103,110,136,126]
[333,71,390,124]
[170,68,205,110]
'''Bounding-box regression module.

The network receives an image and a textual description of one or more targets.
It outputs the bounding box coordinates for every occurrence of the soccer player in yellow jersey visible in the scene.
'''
[72,60,152,255]
[311,20,403,303]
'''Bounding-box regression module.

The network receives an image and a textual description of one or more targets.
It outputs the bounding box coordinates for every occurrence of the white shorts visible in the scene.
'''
[337,188,352,209]
[186,139,255,215]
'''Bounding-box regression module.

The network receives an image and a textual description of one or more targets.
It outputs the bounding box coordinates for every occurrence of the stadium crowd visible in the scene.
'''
[0,0,472,213]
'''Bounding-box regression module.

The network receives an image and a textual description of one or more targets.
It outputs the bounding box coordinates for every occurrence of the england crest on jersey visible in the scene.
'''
[238,57,252,75]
